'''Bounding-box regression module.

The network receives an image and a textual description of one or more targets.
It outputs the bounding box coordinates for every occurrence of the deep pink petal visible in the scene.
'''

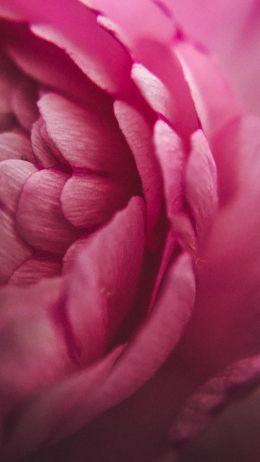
[0,210,32,283]
[11,78,38,131]
[38,93,133,174]
[16,169,76,255]
[0,132,34,162]
[9,257,61,285]
[1,252,194,461]
[0,159,37,214]
[64,196,145,363]
[61,174,132,229]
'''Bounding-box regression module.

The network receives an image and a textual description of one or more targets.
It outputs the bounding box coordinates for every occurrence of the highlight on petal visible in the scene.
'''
[38,93,132,174]
[185,129,218,238]
[64,196,145,363]
[154,120,185,219]
[170,355,260,445]
[114,100,163,239]
[16,169,76,255]
[131,63,177,123]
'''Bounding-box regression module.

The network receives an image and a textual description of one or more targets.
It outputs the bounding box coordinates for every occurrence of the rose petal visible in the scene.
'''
[154,120,185,218]
[174,40,240,137]
[0,210,32,283]
[38,93,132,174]
[64,196,145,363]
[131,63,177,123]
[16,169,76,255]
[9,257,61,285]
[31,118,59,168]
[61,174,132,229]
[1,252,195,461]
[0,132,34,162]
[185,129,218,238]
[114,101,163,241]
[0,159,37,214]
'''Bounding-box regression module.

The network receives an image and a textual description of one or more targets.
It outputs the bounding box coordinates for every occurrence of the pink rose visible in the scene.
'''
[0,1,259,461]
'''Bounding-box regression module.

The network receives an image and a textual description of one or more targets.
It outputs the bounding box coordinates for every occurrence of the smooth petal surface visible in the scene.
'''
[171,0,260,116]
[1,252,195,461]
[64,196,145,363]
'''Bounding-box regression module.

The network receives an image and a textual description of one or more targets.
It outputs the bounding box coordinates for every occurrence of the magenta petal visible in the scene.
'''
[16,169,75,255]
[61,174,132,229]
[170,355,260,445]
[38,93,131,173]
[185,130,218,238]
[31,118,59,168]
[0,278,72,417]
[114,101,163,240]
[0,132,34,162]
[0,159,37,215]
[0,211,32,283]
[64,196,145,363]
[9,257,61,285]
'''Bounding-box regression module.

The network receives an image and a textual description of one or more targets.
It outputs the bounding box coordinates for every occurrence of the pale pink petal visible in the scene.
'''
[185,130,218,238]
[38,93,133,174]
[114,101,163,243]
[170,355,260,445]
[174,40,240,137]
[0,159,37,214]
[154,120,185,218]
[0,210,32,283]
[0,132,34,162]
[16,169,76,255]
[131,63,177,123]
[9,257,61,285]
[61,174,132,229]
[64,196,145,363]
